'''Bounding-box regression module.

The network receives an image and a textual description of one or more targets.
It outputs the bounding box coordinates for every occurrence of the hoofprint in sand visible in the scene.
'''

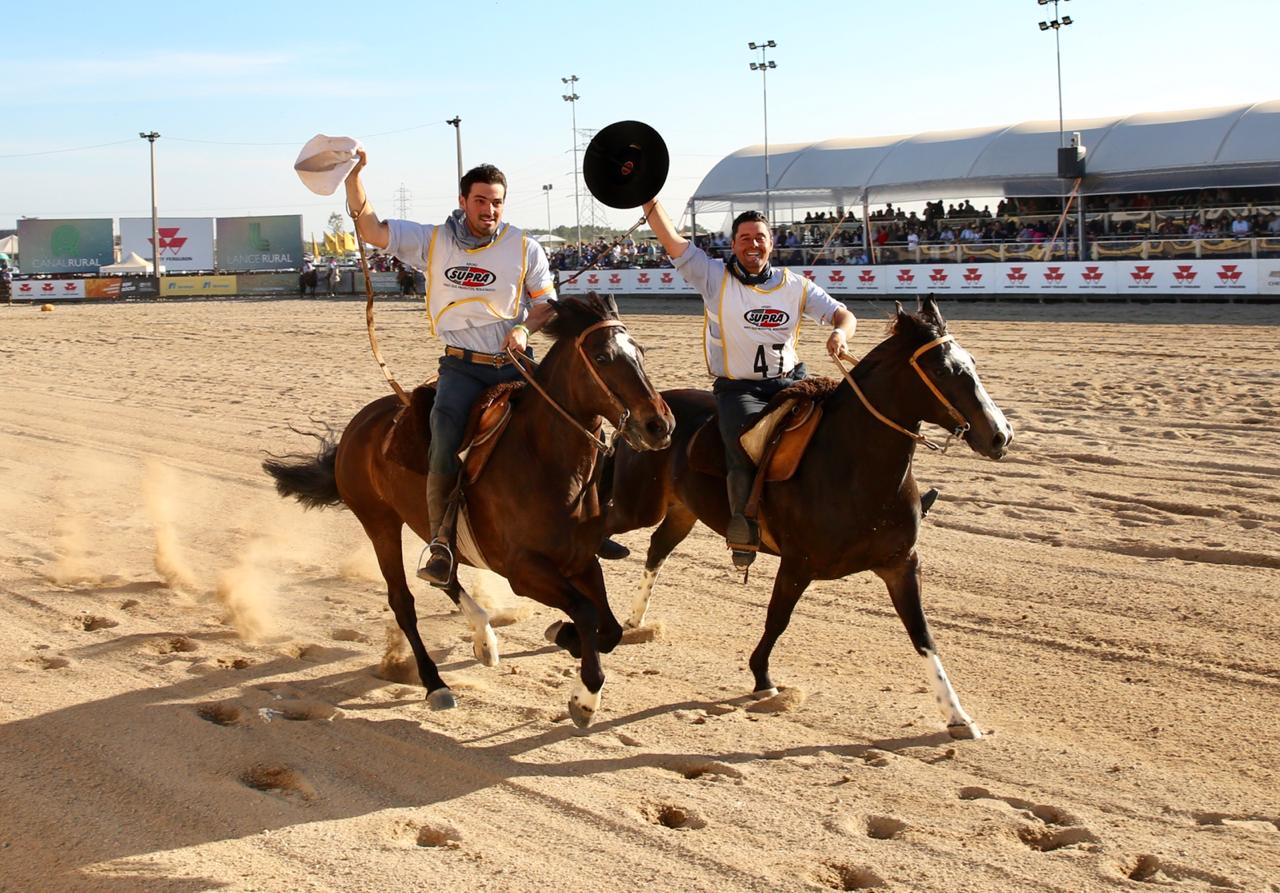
[0,299,1276,892]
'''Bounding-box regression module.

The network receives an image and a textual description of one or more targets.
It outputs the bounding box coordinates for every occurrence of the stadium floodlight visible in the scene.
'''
[1061,15,1072,24]
[139,131,160,278]
[747,40,778,218]
[561,75,582,250]
[1039,20,1050,29]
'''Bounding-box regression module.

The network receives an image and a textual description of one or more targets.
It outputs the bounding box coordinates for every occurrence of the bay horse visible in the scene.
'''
[264,293,674,726]
[603,297,1012,739]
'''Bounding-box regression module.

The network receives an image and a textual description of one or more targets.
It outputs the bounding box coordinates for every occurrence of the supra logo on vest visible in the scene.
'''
[743,307,789,328]
[444,265,497,288]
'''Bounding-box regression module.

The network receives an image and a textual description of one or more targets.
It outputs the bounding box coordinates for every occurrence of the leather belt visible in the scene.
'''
[445,345,511,367]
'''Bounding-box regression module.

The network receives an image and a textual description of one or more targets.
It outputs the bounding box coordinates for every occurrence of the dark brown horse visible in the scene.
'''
[603,297,1012,739]
[265,293,674,726]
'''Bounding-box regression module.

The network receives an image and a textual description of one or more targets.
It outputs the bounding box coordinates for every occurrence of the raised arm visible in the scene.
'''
[344,149,390,249]
[641,199,689,261]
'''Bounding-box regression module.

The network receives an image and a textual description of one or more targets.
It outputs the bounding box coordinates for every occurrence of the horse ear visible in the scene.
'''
[919,293,947,332]
[604,292,621,319]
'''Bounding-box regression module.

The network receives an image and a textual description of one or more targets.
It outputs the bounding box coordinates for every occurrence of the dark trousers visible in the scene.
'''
[428,352,528,475]
[712,364,807,475]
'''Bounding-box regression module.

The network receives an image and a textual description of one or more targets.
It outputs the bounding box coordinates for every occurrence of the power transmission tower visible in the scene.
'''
[393,183,413,219]
[575,128,609,232]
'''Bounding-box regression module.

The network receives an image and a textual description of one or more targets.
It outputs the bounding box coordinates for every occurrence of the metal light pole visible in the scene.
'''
[1038,1,1075,257]
[1037,0,1073,148]
[748,41,777,219]
[445,117,463,186]
[542,184,553,235]
[139,131,160,276]
[561,76,582,250]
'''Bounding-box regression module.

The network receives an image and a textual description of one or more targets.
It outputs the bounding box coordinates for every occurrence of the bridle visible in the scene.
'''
[831,333,971,453]
[504,318,634,455]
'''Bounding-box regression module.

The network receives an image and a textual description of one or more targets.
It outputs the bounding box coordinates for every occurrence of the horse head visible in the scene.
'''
[887,296,1013,459]
[542,292,674,451]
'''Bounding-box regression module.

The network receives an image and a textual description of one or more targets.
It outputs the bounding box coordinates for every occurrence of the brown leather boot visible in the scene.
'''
[417,471,459,587]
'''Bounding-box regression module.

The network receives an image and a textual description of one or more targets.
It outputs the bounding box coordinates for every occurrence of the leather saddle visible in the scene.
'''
[688,377,837,482]
[381,380,523,484]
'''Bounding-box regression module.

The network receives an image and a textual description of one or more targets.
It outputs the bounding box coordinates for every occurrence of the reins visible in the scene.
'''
[349,200,411,407]
[830,333,971,453]
[504,318,631,455]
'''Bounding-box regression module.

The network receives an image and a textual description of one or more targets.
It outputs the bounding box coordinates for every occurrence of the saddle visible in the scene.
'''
[688,377,838,482]
[381,380,523,484]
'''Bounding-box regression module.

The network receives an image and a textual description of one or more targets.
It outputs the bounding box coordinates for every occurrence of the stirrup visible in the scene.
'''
[726,514,759,570]
[921,487,939,517]
[416,540,454,588]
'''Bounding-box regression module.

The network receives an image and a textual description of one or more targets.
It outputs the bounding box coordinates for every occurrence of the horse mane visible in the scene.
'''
[541,291,620,342]
[857,297,949,373]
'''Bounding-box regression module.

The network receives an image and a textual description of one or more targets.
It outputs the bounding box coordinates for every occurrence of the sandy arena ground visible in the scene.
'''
[1,296,1277,893]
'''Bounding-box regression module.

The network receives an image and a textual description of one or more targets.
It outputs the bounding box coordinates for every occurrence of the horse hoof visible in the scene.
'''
[427,688,456,711]
[750,687,779,700]
[473,628,500,668]
[947,721,982,740]
[544,621,564,644]
[568,691,600,729]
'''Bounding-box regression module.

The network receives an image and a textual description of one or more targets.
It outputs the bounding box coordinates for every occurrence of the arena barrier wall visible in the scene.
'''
[558,259,1274,297]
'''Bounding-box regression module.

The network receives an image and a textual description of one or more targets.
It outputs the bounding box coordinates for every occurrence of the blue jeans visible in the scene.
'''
[712,364,807,476]
[428,353,528,475]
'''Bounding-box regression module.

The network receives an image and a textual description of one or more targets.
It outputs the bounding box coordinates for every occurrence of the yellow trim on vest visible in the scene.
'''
[528,283,554,300]
[424,227,440,336]
[714,269,732,379]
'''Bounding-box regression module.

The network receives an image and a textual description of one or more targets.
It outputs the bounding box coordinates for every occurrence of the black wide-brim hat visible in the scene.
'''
[583,121,669,210]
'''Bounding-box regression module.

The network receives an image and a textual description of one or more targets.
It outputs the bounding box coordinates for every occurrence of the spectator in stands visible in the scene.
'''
[0,260,11,304]
[1231,215,1251,237]
[906,230,920,251]
[1268,214,1280,235]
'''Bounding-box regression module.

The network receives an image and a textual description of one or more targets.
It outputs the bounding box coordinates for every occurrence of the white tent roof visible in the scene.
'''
[0,234,17,255]
[691,101,1280,211]
[533,233,566,245]
[100,252,163,274]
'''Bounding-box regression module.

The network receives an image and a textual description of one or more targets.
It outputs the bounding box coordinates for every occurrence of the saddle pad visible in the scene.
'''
[455,504,490,571]
[380,380,522,482]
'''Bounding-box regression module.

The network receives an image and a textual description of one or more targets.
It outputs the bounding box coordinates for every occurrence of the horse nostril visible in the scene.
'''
[646,417,669,439]
[992,430,1008,449]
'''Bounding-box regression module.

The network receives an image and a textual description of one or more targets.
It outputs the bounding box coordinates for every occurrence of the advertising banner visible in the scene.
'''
[1115,259,1256,294]
[236,271,303,295]
[17,218,113,274]
[215,215,304,271]
[160,275,238,296]
[1259,260,1280,295]
[120,217,214,272]
[12,278,85,300]
[85,277,121,299]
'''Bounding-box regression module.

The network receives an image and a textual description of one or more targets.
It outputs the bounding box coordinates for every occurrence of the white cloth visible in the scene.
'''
[423,223,528,335]
[294,134,363,196]
[706,267,813,380]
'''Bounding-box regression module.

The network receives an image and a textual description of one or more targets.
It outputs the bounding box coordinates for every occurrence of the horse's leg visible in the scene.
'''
[547,561,624,655]
[364,514,454,709]
[747,558,813,698]
[510,556,606,728]
[626,503,697,629]
[875,550,981,740]
[447,574,500,668]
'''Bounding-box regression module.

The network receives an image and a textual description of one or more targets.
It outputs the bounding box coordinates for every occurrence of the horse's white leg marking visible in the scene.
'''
[923,650,981,740]
[625,568,659,629]
[568,677,602,729]
[458,587,499,668]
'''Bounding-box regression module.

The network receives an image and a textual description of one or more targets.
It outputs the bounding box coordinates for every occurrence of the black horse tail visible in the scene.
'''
[262,428,343,510]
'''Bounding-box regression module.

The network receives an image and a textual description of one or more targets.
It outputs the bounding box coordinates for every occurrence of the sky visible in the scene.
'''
[3,0,1277,240]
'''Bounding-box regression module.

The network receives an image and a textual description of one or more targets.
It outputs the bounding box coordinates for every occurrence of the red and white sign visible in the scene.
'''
[120,218,214,272]
[13,278,86,299]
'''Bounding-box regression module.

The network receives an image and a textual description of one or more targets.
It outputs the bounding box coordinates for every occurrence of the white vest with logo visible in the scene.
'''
[704,268,811,379]
[424,223,528,335]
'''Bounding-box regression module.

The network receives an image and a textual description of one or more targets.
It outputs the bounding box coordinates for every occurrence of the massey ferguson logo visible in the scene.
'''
[608,273,621,285]
[41,283,55,293]
[828,270,845,284]
[801,269,816,280]
[1171,265,1196,283]
[660,272,673,284]
[18,283,33,293]
[637,273,650,284]
[858,269,876,283]
[1081,266,1103,282]
[149,227,188,256]
[963,267,982,283]
[897,268,915,284]
[1006,267,1027,282]
[1218,264,1242,283]
[929,268,948,284]
[444,265,496,288]
[744,307,790,328]
[1130,265,1154,282]
[62,282,78,292]
[587,273,600,285]
[1043,267,1065,282]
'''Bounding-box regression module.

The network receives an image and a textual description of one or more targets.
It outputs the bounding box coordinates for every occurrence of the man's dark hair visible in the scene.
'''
[460,164,507,198]
[732,209,770,239]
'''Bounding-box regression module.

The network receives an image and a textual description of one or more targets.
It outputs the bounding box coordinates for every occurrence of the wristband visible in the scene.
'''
[512,324,530,338]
